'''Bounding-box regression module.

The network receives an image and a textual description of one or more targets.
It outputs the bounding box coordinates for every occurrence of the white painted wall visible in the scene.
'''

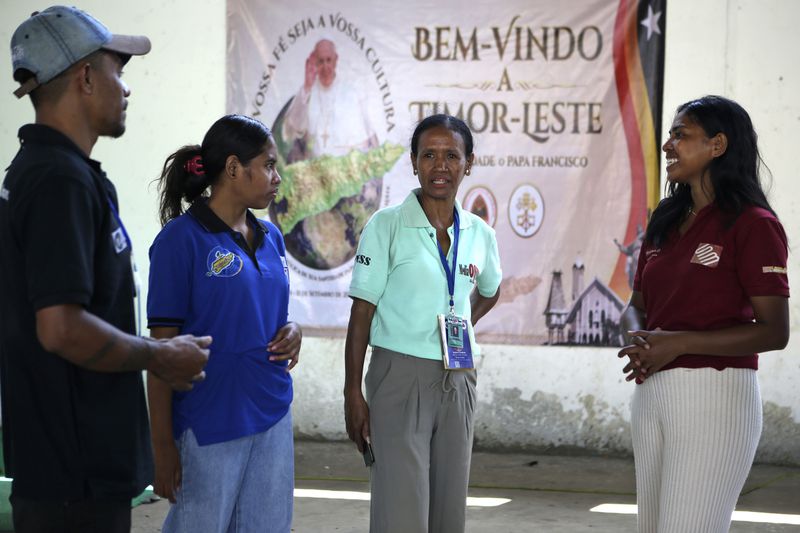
[1,0,798,464]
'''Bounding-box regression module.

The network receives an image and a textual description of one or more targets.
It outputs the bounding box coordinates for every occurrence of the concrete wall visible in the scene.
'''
[1,0,798,464]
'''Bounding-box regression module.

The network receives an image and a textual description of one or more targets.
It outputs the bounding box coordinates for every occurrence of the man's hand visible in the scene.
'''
[268,322,302,371]
[303,53,318,92]
[149,335,212,391]
[344,389,370,453]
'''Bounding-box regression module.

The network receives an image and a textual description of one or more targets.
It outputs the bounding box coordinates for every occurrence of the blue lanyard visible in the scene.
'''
[107,196,132,251]
[436,208,460,313]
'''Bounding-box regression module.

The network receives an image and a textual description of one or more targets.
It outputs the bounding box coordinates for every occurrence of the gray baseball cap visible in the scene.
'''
[10,5,151,98]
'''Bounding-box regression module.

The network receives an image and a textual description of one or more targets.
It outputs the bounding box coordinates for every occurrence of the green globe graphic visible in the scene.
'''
[272,178,383,270]
[267,99,404,270]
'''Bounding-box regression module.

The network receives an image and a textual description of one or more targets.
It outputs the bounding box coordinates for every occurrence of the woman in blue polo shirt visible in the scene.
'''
[344,114,502,532]
[618,96,789,532]
[147,114,301,532]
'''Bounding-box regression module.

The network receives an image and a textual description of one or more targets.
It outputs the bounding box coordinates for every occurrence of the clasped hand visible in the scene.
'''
[267,322,302,371]
[617,328,685,383]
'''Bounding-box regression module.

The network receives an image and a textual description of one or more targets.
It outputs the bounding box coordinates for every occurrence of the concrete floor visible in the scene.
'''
[132,441,800,532]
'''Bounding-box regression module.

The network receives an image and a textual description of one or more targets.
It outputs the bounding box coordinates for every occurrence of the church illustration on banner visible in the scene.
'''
[543,258,626,347]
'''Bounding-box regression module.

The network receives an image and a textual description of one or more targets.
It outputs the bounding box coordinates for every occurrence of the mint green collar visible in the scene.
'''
[399,188,473,229]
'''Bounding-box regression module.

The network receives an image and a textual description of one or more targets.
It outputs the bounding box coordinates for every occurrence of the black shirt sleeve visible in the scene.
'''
[16,174,101,310]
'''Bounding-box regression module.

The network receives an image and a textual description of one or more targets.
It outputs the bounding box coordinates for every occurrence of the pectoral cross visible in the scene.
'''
[321,130,329,148]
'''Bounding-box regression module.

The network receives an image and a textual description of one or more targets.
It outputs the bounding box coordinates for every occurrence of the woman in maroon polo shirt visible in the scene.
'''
[618,95,790,533]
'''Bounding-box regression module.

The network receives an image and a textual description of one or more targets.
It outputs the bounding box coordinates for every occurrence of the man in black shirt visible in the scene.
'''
[0,7,211,532]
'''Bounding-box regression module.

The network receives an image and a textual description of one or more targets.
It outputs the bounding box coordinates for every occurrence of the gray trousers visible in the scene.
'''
[366,347,477,533]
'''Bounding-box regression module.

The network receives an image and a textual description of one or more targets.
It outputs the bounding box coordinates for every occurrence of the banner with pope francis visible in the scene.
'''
[227,0,666,346]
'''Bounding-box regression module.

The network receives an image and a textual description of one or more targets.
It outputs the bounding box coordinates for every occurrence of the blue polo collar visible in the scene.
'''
[187,199,269,258]
[188,199,268,234]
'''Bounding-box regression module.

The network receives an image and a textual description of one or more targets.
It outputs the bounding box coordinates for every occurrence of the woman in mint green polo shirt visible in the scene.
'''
[344,114,502,533]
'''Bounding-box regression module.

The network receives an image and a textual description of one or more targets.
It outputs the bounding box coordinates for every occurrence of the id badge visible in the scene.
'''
[445,315,464,348]
[437,314,474,370]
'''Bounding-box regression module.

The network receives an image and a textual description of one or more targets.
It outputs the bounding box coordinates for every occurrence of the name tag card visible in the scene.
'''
[437,314,474,370]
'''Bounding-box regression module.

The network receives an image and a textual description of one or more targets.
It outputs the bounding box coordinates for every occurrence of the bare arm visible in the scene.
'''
[686,296,789,354]
[343,297,376,453]
[148,327,181,503]
[36,304,210,391]
[470,286,500,326]
[619,291,647,344]
[621,296,789,380]
[617,291,648,382]
[632,296,788,356]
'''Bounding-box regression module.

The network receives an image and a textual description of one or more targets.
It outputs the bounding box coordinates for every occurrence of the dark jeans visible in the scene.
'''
[10,496,131,533]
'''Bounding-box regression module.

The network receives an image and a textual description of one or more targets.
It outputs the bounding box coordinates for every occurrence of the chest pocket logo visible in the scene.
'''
[691,243,722,268]
[206,246,244,277]
[458,263,480,284]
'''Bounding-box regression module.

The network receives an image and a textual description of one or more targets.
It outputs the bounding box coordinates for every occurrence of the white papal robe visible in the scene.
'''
[283,76,376,159]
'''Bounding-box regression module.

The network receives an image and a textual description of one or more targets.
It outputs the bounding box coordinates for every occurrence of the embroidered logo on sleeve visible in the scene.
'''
[645,248,661,261]
[762,266,787,274]
[111,227,128,254]
[690,243,722,268]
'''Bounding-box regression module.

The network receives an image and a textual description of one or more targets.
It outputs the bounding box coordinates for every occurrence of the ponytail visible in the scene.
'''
[156,144,210,225]
[156,114,274,226]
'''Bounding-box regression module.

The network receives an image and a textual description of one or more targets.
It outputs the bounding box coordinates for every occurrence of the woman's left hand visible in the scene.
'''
[620,328,685,380]
[617,334,649,383]
[268,322,302,371]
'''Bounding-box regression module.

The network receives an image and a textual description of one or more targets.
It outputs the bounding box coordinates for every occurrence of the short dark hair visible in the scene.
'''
[19,50,106,108]
[157,114,273,224]
[410,114,474,156]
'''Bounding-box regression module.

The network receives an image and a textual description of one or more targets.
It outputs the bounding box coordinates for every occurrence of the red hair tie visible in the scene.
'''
[184,155,205,176]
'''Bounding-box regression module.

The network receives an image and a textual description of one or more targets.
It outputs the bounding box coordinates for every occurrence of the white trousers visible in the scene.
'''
[631,367,762,533]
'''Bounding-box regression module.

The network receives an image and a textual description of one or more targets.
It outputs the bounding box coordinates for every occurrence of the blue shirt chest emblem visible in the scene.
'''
[206,246,244,277]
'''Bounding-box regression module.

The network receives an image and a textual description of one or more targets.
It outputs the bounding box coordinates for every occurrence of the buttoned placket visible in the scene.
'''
[424,223,460,315]
[423,225,457,259]
[231,231,263,274]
